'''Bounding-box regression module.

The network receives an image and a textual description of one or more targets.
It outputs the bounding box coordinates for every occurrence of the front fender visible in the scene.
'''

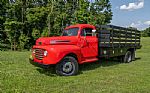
[33,45,81,65]
[56,45,82,64]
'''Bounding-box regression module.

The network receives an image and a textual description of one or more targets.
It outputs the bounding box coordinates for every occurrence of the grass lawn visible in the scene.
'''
[0,37,150,93]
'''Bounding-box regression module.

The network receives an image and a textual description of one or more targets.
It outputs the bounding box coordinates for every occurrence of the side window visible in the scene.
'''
[81,28,93,36]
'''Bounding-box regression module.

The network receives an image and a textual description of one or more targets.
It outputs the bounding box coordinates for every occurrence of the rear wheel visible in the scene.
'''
[118,51,132,63]
[55,56,79,76]
[124,51,132,63]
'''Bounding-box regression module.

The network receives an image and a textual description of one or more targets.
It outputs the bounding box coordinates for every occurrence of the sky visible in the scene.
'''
[110,0,150,30]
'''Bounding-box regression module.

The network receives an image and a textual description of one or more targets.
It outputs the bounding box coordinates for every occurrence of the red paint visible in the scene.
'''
[32,24,98,65]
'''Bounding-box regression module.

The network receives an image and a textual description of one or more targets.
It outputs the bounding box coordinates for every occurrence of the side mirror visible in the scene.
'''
[92,30,96,33]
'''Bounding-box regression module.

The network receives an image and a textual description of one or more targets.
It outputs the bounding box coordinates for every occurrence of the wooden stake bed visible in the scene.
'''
[96,25,141,57]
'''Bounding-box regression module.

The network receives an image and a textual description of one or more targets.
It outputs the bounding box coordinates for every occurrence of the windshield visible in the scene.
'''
[62,27,79,36]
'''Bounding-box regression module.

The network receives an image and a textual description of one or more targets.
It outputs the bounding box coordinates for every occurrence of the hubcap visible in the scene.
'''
[62,62,73,73]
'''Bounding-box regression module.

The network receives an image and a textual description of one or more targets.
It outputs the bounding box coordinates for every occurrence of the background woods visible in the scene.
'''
[1,0,112,51]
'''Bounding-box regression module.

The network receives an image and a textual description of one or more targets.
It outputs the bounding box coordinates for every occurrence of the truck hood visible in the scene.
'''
[36,36,78,45]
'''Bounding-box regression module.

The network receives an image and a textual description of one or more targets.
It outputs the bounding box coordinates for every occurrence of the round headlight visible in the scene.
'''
[44,51,48,56]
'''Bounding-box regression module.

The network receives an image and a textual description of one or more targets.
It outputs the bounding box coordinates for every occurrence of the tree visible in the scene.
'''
[4,21,23,50]
[4,0,27,50]
[89,0,112,25]
[141,26,150,37]
[71,0,90,24]
[68,0,112,25]
[46,0,67,36]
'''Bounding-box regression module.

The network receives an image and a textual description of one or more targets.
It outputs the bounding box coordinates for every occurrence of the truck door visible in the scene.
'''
[80,27,98,59]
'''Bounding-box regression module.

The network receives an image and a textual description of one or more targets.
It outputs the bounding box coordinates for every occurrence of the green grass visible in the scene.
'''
[0,37,150,93]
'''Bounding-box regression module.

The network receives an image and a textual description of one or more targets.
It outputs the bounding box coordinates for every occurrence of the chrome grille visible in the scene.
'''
[34,49,44,60]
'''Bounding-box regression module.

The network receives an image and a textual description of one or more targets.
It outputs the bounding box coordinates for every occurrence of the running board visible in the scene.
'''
[82,58,98,63]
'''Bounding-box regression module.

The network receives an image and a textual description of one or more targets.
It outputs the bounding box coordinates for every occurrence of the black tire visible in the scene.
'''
[131,51,135,61]
[55,56,79,76]
[123,51,132,63]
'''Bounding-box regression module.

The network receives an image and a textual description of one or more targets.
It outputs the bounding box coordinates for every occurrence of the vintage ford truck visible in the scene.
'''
[30,24,141,76]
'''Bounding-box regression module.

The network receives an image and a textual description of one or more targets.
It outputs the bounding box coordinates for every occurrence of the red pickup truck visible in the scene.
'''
[30,24,141,76]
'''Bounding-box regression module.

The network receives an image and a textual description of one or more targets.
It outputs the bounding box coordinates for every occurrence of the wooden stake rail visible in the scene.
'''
[96,25,141,48]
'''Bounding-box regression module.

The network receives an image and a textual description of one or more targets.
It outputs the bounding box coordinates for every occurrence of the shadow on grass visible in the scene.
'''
[79,57,141,74]
[78,58,119,74]
[36,57,141,76]
[36,66,57,77]
[135,57,141,60]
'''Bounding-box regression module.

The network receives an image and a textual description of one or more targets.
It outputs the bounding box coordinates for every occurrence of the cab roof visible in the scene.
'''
[65,24,95,29]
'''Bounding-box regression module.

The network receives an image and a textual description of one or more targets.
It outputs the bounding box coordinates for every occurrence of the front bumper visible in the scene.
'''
[29,55,50,68]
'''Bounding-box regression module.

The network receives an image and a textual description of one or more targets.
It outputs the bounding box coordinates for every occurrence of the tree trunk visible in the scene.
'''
[47,16,51,36]
[14,40,16,51]
[11,43,13,51]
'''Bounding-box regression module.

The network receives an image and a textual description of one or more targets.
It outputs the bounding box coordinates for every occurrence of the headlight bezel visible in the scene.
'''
[43,50,48,56]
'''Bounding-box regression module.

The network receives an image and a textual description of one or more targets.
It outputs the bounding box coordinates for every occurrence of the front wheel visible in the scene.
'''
[55,56,79,76]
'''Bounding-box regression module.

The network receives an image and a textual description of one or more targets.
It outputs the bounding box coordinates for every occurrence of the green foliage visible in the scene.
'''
[71,0,90,24]
[0,0,9,44]
[4,20,23,50]
[26,6,48,25]
[90,0,112,25]
[0,0,112,51]
[18,33,29,51]
[41,27,49,37]
[31,28,41,40]
[141,27,150,37]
